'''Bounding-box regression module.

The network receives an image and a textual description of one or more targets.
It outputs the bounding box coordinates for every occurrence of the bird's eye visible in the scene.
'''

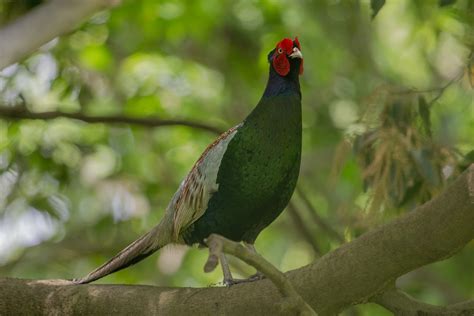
[277,48,283,54]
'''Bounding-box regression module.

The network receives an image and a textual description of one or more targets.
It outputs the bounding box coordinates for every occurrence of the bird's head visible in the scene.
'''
[268,37,303,78]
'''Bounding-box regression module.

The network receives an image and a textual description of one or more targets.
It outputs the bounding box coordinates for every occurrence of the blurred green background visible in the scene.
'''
[0,0,473,314]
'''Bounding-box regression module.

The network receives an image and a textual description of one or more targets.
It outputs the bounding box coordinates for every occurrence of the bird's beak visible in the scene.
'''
[289,47,303,59]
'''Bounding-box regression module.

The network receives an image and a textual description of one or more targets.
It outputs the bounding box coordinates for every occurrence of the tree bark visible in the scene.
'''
[1,165,473,315]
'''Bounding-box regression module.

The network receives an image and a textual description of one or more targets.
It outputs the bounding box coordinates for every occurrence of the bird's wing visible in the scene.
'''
[170,124,241,240]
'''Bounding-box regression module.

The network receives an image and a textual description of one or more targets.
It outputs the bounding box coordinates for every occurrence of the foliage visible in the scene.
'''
[354,89,459,213]
[0,0,473,314]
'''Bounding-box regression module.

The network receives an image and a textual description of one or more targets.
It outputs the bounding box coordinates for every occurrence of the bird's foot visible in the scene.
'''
[247,271,266,281]
[222,272,265,287]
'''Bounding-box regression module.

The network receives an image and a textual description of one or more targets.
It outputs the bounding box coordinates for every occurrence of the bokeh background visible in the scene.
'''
[0,0,473,314]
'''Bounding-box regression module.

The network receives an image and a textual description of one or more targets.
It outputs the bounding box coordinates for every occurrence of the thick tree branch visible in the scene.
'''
[0,0,119,70]
[0,106,224,134]
[0,165,473,315]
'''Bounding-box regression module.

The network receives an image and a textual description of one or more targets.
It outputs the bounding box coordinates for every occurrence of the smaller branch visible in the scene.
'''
[204,234,317,316]
[287,202,322,255]
[296,187,345,244]
[468,51,473,88]
[372,288,474,315]
[427,72,464,105]
[0,106,224,134]
[390,72,464,101]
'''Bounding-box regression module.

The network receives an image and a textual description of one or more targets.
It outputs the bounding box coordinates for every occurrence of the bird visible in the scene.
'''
[73,37,303,285]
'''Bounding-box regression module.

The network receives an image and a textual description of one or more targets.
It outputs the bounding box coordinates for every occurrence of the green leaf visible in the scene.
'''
[410,148,440,187]
[79,45,113,72]
[418,96,432,137]
[397,180,422,208]
[439,0,456,7]
[29,196,58,218]
[371,0,386,20]
[459,149,474,171]
[464,150,474,162]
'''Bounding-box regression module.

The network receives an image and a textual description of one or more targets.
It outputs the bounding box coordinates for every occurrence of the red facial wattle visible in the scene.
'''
[273,53,291,76]
[272,37,303,76]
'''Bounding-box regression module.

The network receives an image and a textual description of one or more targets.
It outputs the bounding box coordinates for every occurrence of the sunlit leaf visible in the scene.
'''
[79,45,113,72]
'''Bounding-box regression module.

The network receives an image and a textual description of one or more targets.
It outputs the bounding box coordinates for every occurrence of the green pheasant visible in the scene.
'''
[74,37,303,285]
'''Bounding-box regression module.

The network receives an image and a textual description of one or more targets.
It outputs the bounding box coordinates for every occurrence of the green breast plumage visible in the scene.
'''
[183,93,302,244]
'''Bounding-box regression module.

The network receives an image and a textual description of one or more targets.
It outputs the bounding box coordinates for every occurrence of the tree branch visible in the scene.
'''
[0,165,473,315]
[204,234,317,316]
[296,187,345,244]
[372,288,474,315]
[390,72,464,100]
[0,106,224,134]
[287,202,322,255]
[0,0,120,70]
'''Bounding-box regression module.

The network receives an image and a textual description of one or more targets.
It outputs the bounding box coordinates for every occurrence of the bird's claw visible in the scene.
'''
[222,272,265,287]
[247,271,266,281]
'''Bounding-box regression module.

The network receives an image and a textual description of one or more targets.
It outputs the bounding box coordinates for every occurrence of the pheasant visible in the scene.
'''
[74,37,303,285]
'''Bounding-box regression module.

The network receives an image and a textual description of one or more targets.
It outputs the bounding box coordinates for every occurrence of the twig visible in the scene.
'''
[427,72,464,105]
[296,187,345,244]
[372,288,474,315]
[287,202,322,255]
[389,72,464,101]
[468,51,473,88]
[0,106,224,134]
[204,234,318,316]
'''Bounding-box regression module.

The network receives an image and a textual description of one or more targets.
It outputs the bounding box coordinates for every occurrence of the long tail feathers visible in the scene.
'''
[73,224,168,284]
